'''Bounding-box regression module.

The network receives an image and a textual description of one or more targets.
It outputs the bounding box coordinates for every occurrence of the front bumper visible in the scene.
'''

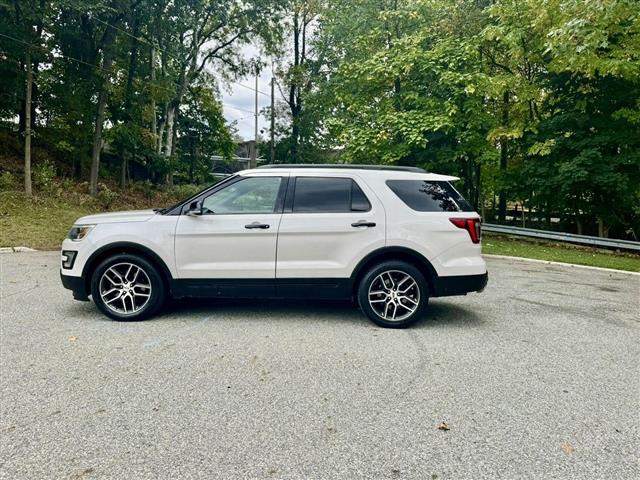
[60,271,89,301]
[432,272,488,297]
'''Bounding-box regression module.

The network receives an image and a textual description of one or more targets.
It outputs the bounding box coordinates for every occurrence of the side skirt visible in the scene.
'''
[170,278,353,300]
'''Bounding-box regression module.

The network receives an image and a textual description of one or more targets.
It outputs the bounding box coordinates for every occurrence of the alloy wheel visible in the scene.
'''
[99,262,152,315]
[367,270,420,321]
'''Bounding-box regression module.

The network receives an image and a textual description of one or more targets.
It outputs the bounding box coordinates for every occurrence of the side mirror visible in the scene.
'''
[186,200,203,216]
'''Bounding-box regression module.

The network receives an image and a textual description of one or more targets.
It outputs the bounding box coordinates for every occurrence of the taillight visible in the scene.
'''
[449,217,481,244]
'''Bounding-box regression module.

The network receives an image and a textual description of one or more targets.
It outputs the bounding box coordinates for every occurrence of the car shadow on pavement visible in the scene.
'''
[65,297,482,329]
[422,300,485,328]
[157,297,484,329]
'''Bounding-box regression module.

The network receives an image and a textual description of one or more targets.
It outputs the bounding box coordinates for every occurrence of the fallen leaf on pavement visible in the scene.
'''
[437,421,450,431]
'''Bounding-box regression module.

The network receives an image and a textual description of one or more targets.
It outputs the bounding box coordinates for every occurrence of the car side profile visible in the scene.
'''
[60,165,487,328]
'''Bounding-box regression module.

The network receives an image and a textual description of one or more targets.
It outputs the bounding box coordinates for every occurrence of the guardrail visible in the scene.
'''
[482,223,640,252]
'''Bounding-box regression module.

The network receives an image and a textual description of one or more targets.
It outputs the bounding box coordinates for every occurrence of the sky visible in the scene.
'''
[216,44,275,142]
[220,70,272,142]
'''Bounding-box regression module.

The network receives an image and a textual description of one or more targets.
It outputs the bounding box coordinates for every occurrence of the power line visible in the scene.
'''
[224,104,259,115]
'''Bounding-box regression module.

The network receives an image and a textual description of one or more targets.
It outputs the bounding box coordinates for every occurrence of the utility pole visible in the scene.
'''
[24,47,33,197]
[250,73,258,169]
[270,77,275,164]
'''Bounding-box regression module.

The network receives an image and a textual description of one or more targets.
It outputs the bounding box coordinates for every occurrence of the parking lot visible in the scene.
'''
[0,252,638,479]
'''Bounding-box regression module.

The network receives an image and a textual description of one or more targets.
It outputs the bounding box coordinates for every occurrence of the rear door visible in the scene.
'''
[275,173,385,282]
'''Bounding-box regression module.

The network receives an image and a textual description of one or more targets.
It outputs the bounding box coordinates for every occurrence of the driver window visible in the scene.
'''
[202,176,282,214]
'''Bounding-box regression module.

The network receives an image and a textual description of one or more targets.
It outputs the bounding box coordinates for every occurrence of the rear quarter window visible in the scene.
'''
[386,180,474,212]
[292,177,371,213]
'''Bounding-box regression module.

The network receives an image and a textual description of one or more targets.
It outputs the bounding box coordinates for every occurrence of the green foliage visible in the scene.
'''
[0,0,638,239]
[33,160,56,192]
[130,180,157,200]
[290,0,639,238]
[0,0,284,190]
[0,171,17,191]
[96,183,118,209]
[167,183,204,200]
[176,81,235,183]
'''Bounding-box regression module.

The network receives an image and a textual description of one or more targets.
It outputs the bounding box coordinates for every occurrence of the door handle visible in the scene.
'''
[245,222,270,229]
[351,221,376,228]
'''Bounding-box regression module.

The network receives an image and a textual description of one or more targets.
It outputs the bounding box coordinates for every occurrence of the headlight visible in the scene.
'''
[68,224,95,241]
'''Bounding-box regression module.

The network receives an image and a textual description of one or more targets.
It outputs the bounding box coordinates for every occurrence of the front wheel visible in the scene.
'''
[357,261,428,328]
[90,253,165,321]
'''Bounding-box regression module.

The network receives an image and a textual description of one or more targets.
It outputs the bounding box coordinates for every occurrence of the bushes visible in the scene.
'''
[0,171,202,211]
[167,183,204,200]
[33,160,56,192]
[96,183,119,209]
[0,171,16,191]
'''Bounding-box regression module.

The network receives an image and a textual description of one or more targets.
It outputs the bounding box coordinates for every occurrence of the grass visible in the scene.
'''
[2,187,639,272]
[0,184,189,250]
[483,233,640,272]
[1,193,102,250]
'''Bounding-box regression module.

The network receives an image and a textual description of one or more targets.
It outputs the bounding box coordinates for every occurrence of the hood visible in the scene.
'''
[75,209,156,225]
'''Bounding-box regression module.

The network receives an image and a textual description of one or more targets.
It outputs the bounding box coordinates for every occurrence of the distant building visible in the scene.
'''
[210,140,265,176]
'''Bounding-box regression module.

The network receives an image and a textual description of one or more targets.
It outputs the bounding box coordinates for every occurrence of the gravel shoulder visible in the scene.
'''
[1,252,638,479]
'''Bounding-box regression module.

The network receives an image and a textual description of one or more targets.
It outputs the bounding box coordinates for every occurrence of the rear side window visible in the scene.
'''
[386,180,474,212]
[293,177,371,213]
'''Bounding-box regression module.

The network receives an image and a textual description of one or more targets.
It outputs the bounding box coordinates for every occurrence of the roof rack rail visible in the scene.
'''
[256,164,427,173]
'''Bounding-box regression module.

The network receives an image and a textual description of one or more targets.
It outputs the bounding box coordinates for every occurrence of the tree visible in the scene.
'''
[177,81,235,183]
[1,0,47,196]
[152,0,282,184]
[478,0,550,221]
[88,1,135,195]
[273,0,321,162]
[309,0,493,203]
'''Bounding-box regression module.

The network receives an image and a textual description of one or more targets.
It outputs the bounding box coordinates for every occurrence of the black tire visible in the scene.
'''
[90,253,166,321]
[357,260,428,328]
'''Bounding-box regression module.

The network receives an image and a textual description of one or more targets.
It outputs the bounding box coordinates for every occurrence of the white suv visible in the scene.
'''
[60,165,487,328]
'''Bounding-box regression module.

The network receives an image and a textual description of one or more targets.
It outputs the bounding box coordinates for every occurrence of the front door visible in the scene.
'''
[174,175,287,289]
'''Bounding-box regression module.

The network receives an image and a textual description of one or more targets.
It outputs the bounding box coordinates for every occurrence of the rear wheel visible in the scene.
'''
[91,253,165,321]
[357,261,428,328]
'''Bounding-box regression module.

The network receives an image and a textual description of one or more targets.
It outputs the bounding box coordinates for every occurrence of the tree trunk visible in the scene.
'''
[162,74,187,186]
[163,65,189,159]
[597,217,609,238]
[290,115,300,162]
[89,85,109,195]
[89,25,117,196]
[150,45,157,141]
[157,102,168,154]
[498,91,510,222]
[119,16,140,190]
[167,110,179,186]
[473,162,481,210]
[120,156,128,189]
[24,49,33,197]
[163,104,176,156]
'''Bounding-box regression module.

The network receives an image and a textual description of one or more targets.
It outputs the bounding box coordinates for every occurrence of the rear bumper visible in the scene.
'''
[432,272,488,297]
[60,271,89,301]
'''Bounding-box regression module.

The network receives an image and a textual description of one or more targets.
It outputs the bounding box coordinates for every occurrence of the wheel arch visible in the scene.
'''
[350,246,438,294]
[82,242,173,294]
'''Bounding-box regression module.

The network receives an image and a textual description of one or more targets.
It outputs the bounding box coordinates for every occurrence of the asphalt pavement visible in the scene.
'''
[0,252,638,479]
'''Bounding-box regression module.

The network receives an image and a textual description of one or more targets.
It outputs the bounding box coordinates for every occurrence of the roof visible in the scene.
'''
[247,164,459,182]
[256,164,427,173]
